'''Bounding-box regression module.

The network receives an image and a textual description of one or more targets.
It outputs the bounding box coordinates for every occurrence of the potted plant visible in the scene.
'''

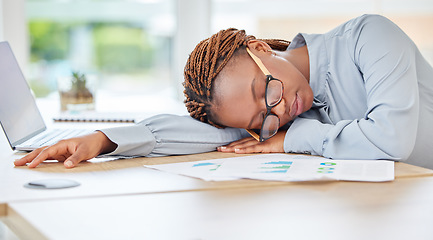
[59,71,95,111]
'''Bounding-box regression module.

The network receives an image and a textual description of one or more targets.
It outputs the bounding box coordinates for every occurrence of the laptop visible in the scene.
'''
[0,41,91,151]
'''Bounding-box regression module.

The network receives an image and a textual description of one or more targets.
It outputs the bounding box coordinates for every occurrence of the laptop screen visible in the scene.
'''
[0,42,46,149]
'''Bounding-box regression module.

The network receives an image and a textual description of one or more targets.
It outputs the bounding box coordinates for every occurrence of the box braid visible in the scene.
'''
[183,28,290,127]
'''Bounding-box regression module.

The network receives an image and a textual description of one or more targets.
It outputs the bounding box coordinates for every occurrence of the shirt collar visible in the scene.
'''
[289,33,328,104]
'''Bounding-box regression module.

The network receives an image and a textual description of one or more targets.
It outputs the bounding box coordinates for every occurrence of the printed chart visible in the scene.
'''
[144,154,394,182]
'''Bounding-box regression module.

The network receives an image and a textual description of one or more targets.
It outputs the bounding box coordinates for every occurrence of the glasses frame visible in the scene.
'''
[245,47,284,142]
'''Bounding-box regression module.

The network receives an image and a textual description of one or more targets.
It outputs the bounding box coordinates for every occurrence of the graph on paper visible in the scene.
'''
[192,162,221,171]
[144,154,395,182]
[257,161,293,173]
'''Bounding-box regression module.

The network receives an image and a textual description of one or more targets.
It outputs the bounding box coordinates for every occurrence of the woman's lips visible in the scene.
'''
[289,94,304,118]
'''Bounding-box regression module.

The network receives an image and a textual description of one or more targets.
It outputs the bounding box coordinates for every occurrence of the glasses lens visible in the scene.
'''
[260,114,280,141]
[266,80,283,106]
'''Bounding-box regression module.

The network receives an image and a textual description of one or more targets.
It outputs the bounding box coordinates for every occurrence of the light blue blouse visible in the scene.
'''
[101,15,433,169]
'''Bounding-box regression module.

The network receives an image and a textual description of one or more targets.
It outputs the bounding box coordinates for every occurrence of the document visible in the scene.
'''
[144,154,394,182]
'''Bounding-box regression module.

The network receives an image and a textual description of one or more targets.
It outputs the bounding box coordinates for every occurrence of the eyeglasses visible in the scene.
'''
[245,47,284,142]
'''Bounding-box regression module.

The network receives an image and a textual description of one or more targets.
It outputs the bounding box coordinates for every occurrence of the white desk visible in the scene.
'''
[5,176,433,240]
[2,150,432,215]
[1,150,433,239]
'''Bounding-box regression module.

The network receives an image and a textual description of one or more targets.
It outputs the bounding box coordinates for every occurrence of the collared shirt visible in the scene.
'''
[284,14,433,169]
[101,14,433,169]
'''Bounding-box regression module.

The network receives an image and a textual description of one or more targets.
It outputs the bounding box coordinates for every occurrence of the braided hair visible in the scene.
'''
[183,28,290,127]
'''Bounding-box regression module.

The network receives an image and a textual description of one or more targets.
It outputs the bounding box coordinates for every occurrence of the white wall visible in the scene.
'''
[173,0,211,100]
[0,0,4,41]
[1,0,28,74]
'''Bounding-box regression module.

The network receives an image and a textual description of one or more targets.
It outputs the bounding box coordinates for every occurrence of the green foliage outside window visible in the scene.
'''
[29,21,154,71]
[93,23,153,72]
[29,21,70,61]
[28,21,157,96]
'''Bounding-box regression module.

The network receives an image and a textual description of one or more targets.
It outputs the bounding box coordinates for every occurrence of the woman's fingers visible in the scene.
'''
[14,132,117,168]
[225,137,255,147]
[14,139,78,168]
[239,131,286,153]
[219,131,286,154]
[218,137,258,152]
[14,147,48,166]
[233,143,273,154]
[26,142,68,168]
[63,144,91,168]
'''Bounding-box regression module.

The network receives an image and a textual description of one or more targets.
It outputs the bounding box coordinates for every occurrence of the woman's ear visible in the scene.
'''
[246,40,272,56]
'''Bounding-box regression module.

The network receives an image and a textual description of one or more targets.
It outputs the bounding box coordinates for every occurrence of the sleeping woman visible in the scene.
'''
[15,14,433,169]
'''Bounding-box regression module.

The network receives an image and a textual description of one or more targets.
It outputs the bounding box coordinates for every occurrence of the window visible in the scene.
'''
[26,0,175,98]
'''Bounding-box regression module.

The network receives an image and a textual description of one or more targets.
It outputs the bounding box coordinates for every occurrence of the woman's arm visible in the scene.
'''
[15,114,249,168]
[100,114,249,157]
[285,15,420,160]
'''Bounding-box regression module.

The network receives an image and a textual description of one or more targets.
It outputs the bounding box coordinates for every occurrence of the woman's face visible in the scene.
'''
[212,42,314,130]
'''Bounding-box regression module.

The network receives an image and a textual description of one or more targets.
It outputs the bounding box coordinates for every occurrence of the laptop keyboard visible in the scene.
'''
[22,129,92,149]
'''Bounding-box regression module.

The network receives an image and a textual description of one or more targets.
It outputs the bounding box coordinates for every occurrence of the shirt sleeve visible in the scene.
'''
[284,15,419,161]
[99,114,249,157]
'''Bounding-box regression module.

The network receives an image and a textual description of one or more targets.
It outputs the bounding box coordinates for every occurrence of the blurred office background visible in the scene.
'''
[0,0,432,112]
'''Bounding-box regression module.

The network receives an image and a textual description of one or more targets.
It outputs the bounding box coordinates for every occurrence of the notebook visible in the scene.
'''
[0,41,92,151]
[53,111,147,123]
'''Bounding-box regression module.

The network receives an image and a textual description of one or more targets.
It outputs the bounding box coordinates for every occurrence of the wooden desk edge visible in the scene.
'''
[0,203,5,217]
[394,162,433,178]
[3,205,46,240]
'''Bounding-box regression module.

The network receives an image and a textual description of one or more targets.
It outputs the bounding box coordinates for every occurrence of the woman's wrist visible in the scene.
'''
[94,131,118,154]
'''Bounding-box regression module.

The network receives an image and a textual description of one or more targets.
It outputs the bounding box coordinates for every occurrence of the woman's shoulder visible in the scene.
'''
[323,14,403,46]
[353,14,391,23]
[330,14,394,34]
[348,14,396,30]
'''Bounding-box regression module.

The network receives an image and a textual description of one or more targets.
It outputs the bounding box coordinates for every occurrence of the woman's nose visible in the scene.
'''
[271,98,286,118]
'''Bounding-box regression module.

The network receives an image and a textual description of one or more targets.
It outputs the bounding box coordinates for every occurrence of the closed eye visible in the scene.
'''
[247,72,267,129]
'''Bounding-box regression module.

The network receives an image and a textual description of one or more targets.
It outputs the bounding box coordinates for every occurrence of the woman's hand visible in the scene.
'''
[217,131,286,154]
[14,131,117,168]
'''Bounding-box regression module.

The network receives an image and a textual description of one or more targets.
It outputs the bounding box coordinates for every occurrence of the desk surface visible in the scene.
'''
[6,176,433,240]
